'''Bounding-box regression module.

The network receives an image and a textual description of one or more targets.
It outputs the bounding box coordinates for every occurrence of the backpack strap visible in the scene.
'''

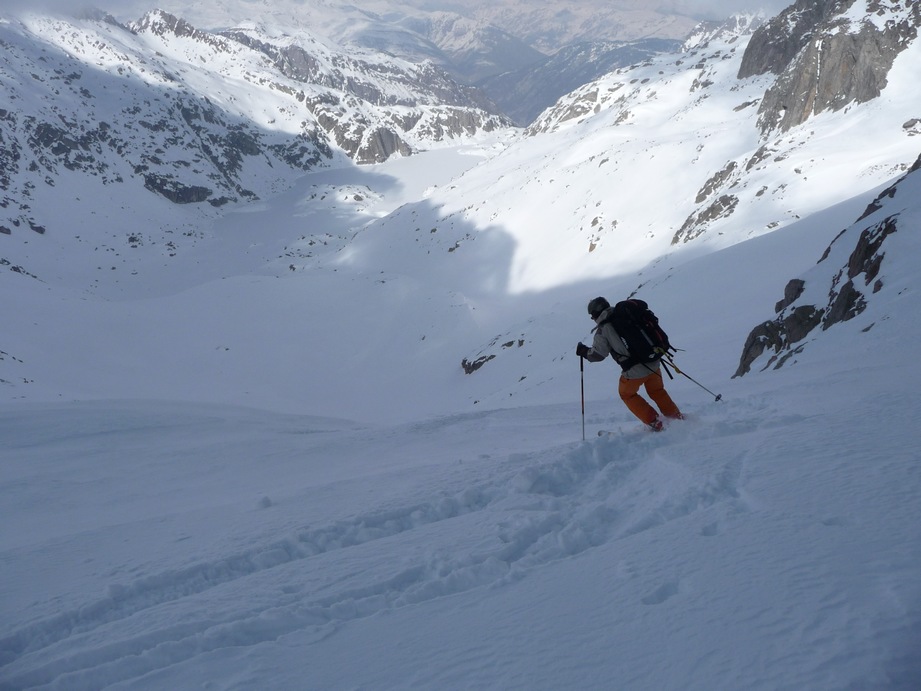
[596,315,640,371]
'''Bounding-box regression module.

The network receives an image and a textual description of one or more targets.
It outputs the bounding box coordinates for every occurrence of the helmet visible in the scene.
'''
[587,297,610,319]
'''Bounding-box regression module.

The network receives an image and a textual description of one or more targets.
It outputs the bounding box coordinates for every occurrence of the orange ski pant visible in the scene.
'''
[618,370,681,424]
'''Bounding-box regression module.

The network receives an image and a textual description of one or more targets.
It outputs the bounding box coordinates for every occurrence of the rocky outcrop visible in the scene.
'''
[143,175,212,204]
[695,161,738,204]
[774,278,805,313]
[354,127,413,165]
[673,194,739,244]
[734,212,899,376]
[734,300,825,377]
[734,153,919,377]
[734,279,814,377]
[739,0,921,133]
[462,355,496,374]
[462,335,527,374]
[132,10,217,43]
[737,0,842,79]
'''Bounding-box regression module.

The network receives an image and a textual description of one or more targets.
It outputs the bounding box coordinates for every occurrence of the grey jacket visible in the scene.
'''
[583,306,661,380]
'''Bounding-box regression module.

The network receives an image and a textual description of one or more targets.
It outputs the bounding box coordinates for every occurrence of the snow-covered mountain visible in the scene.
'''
[104,0,700,81]
[0,8,508,229]
[106,1,703,132]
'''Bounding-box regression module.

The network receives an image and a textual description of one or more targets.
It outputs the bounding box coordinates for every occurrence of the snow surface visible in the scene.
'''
[3,6,921,691]
[2,348,921,689]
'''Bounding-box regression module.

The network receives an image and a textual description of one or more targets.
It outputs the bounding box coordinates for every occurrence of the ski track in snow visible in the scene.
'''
[0,413,763,690]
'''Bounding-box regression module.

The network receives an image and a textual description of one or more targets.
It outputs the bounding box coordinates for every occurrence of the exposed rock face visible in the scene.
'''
[734,302,825,378]
[461,335,527,375]
[356,128,413,165]
[462,355,496,374]
[737,0,842,79]
[143,175,212,204]
[695,161,738,205]
[673,195,738,244]
[733,153,919,377]
[775,278,806,313]
[739,0,920,133]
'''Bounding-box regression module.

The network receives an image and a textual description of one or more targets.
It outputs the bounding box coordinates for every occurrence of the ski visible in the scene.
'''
[597,423,667,437]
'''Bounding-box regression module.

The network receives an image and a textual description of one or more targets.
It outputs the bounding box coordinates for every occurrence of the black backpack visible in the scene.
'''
[601,299,675,371]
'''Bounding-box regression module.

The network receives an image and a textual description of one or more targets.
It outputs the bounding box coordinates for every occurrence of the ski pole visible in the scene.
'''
[580,355,586,440]
[664,355,722,402]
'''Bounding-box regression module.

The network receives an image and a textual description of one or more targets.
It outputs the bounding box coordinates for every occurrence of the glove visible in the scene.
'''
[576,342,590,358]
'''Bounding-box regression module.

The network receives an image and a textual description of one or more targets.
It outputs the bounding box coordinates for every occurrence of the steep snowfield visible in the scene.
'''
[3,4,921,690]
[2,318,920,689]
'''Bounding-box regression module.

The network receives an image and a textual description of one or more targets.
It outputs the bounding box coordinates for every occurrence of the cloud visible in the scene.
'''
[2,0,75,11]
[0,0,160,20]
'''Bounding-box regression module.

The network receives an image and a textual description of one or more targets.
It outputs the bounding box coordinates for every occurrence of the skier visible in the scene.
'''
[576,297,683,432]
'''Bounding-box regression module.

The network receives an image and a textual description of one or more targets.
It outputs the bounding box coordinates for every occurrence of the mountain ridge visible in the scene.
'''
[0,9,510,245]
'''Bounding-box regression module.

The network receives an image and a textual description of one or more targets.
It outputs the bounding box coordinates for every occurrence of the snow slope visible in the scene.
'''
[3,149,921,691]
[3,3,921,690]
[2,325,920,689]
